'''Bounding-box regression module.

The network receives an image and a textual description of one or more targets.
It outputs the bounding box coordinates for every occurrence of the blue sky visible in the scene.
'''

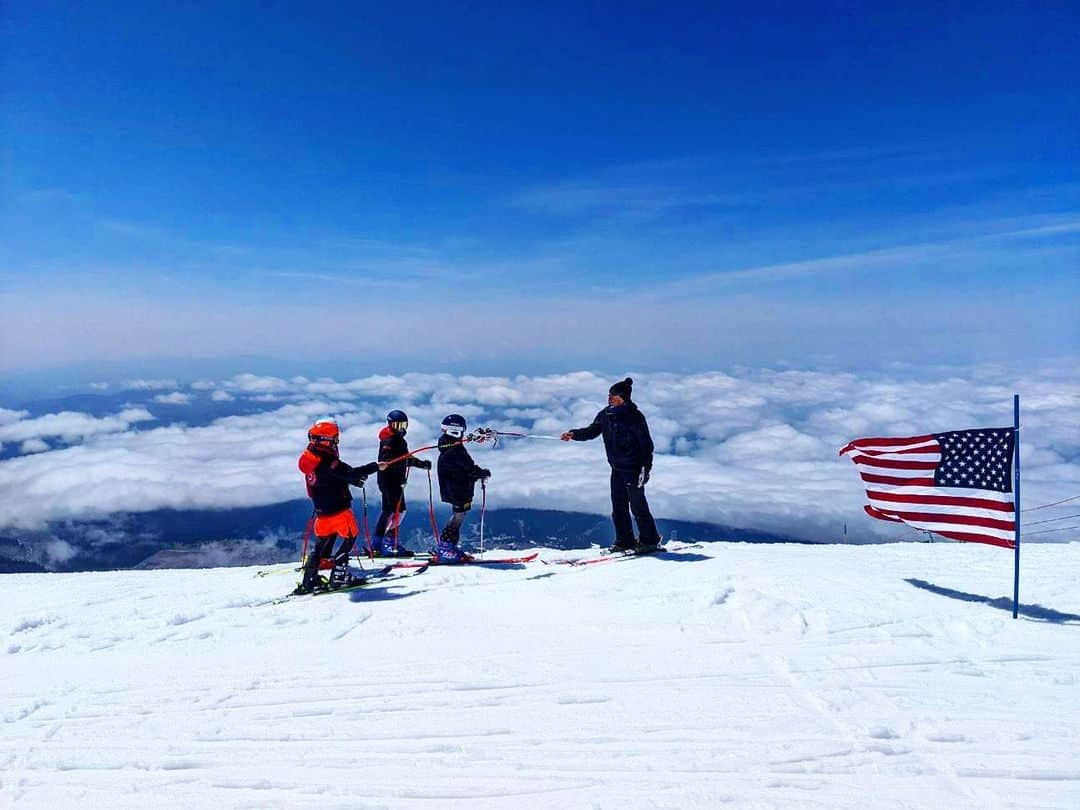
[2,1,1077,382]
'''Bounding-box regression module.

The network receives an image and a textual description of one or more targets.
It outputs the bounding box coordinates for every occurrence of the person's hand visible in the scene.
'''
[480,468,492,479]
[417,458,432,470]
[377,461,389,471]
[356,476,368,487]
[637,468,650,488]
[560,431,573,441]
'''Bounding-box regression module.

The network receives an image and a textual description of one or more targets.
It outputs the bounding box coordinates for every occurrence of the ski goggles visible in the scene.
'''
[390,420,408,433]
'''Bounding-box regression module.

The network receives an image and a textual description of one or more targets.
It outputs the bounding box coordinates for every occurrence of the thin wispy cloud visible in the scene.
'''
[644,215,1080,299]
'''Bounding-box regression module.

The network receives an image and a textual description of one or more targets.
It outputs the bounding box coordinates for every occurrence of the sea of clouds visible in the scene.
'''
[0,366,1076,546]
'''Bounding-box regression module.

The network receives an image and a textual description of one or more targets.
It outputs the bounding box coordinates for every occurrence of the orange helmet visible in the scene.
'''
[307,420,340,451]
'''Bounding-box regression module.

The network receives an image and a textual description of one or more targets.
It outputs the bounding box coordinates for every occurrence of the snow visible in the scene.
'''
[3,542,1079,809]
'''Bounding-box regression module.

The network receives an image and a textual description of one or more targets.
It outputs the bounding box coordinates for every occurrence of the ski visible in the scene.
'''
[387,558,436,569]
[367,551,431,562]
[423,550,540,566]
[255,556,413,578]
[270,565,426,604]
[548,543,703,567]
[255,564,301,578]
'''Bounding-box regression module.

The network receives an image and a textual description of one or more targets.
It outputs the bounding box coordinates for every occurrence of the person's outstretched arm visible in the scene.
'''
[560,410,603,442]
[326,459,383,486]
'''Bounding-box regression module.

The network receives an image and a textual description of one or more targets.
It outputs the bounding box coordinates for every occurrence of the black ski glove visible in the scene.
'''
[416,459,432,470]
[479,468,492,479]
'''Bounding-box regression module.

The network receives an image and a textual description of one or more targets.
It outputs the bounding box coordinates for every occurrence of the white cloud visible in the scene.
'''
[20,439,49,454]
[211,390,235,402]
[123,379,179,391]
[0,408,30,425]
[227,373,291,393]
[153,392,192,405]
[0,408,155,444]
[44,539,79,564]
[0,368,1075,544]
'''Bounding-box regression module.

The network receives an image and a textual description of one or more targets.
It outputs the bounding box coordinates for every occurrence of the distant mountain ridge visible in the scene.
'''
[0,501,800,573]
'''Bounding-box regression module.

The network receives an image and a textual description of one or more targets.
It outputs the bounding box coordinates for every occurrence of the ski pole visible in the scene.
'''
[381,432,491,469]
[360,485,373,561]
[487,430,562,441]
[426,467,441,547]
[480,478,487,558]
[300,510,315,566]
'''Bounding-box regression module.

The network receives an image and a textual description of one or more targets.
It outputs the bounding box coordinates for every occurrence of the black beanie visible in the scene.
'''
[608,377,633,400]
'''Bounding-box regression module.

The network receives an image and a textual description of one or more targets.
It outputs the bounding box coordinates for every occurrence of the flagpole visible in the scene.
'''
[1012,393,1021,619]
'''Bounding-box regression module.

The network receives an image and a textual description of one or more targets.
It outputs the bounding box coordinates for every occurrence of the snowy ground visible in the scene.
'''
[3,542,1079,809]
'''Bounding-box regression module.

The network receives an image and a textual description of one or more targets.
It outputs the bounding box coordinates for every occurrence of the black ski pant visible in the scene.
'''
[610,468,660,546]
[374,486,407,540]
[301,532,357,588]
[440,503,470,544]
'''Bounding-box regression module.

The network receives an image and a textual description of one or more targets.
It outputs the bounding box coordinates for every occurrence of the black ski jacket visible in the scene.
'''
[569,401,655,473]
[436,435,489,506]
[376,427,426,492]
[299,448,380,516]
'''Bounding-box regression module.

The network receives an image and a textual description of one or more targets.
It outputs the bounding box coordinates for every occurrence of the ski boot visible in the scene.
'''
[432,540,472,564]
[633,538,663,555]
[292,574,329,596]
[371,537,416,558]
[609,537,637,554]
[327,558,361,589]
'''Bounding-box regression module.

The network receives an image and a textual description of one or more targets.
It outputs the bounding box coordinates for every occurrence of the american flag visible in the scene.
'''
[839,427,1016,548]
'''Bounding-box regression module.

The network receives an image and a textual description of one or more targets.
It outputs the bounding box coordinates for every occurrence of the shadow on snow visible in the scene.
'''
[345,586,419,603]
[653,552,711,563]
[905,578,1080,624]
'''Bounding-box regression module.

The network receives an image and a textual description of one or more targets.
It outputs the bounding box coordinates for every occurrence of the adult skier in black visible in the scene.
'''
[371,409,430,557]
[561,377,662,552]
[435,414,491,562]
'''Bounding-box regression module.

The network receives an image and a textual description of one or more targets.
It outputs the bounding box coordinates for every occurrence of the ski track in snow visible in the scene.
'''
[2,543,1079,809]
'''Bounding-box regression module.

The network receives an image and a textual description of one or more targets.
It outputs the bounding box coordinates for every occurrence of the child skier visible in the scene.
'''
[371,409,430,557]
[434,414,491,562]
[295,419,385,594]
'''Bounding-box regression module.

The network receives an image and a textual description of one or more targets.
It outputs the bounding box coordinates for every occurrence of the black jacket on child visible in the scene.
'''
[298,448,380,516]
[569,401,655,474]
[376,427,426,492]
[437,434,489,507]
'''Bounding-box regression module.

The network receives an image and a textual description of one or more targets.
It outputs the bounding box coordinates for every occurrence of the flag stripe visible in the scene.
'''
[851,455,940,470]
[859,473,937,486]
[866,490,1015,512]
[870,509,1015,532]
[865,505,904,522]
[873,514,1016,542]
[863,484,1014,503]
[839,434,935,454]
[855,444,940,457]
[867,500,1016,525]
[933,533,1015,552]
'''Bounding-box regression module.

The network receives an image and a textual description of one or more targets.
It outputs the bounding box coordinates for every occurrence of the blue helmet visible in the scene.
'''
[440,413,466,439]
[387,409,408,435]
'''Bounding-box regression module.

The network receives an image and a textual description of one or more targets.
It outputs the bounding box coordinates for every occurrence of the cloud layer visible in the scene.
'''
[0,367,1076,544]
